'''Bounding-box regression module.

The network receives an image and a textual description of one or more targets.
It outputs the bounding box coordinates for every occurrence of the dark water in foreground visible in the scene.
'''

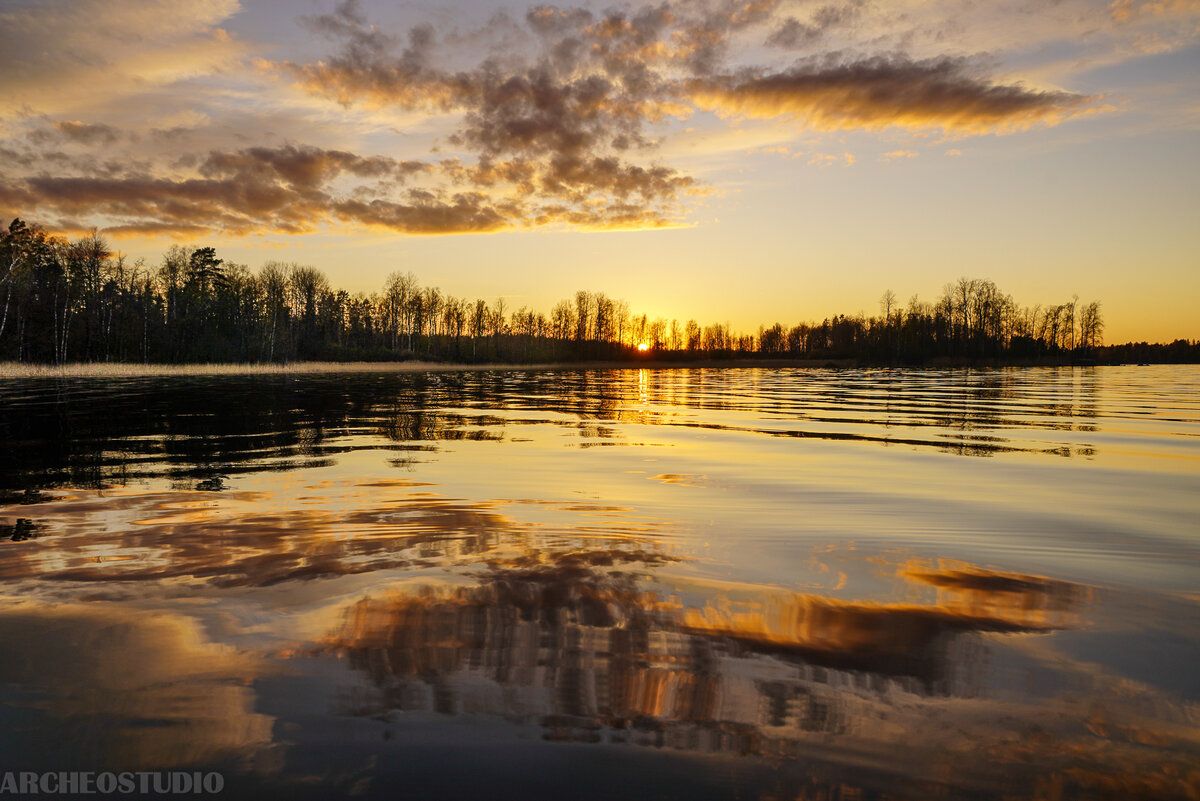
[1,366,1198,800]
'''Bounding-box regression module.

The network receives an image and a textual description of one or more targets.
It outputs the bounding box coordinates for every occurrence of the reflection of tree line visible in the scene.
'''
[312,560,1200,799]
[319,559,1086,756]
[374,409,507,443]
[8,221,1185,367]
[0,490,44,542]
[0,375,523,490]
[1,517,38,541]
[0,369,1107,493]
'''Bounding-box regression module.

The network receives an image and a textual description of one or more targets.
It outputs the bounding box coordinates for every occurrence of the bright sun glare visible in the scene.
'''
[637,343,650,351]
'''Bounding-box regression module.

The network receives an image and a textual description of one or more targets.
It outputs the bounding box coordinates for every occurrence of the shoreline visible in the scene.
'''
[0,357,1171,379]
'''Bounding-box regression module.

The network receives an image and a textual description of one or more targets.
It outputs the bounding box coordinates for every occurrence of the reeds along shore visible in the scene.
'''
[6,348,1198,380]
[5,218,1193,368]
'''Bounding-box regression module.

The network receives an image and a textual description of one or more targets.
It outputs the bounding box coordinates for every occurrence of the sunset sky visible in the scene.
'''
[1,0,1197,342]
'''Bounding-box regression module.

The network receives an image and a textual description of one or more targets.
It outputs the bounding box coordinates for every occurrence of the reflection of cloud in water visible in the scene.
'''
[903,563,1089,622]
[0,602,274,770]
[0,484,673,588]
[313,559,1200,800]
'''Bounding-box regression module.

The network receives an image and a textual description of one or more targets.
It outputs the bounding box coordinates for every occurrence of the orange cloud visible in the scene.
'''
[1110,0,1200,22]
[689,57,1094,135]
[807,151,854,167]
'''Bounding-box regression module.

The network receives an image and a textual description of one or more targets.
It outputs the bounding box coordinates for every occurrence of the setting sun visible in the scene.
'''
[637,343,650,352]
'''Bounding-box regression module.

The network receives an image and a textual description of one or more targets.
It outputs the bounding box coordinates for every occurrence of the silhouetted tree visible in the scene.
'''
[0,216,1147,367]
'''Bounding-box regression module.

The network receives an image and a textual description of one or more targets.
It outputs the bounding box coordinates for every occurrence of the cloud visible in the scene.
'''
[0,0,245,116]
[807,151,854,167]
[3,137,696,237]
[197,143,428,189]
[284,1,465,111]
[1109,0,1200,22]
[276,3,699,155]
[766,0,866,48]
[7,144,507,237]
[5,1,1101,238]
[22,173,316,235]
[666,0,782,75]
[101,221,222,238]
[27,120,123,145]
[689,56,1094,135]
[333,193,510,234]
[879,149,919,162]
[254,4,1097,236]
[281,7,1095,149]
[250,2,714,232]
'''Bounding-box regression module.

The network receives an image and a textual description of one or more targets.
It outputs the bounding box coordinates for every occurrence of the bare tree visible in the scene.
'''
[573,291,592,342]
[550,299,574,342]
[1078,301,1104,350]
[470,299,488,359]
[880,289,897,321]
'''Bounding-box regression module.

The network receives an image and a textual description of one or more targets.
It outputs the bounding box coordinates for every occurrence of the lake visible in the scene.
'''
[1,365,1198,800]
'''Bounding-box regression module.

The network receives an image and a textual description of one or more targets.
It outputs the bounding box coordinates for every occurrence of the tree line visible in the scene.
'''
[2,217,1189,366]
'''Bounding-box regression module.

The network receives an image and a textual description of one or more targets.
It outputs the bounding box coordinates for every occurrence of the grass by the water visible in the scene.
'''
[0,361,494,378]
[0,358,862,378]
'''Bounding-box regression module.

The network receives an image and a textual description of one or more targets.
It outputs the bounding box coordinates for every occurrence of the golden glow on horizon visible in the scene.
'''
[637,343,651,352]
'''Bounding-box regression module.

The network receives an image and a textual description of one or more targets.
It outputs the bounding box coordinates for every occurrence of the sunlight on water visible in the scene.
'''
[1,366,1198,799]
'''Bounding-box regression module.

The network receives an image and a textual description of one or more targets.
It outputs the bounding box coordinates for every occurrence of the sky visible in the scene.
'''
[1,0,1197,342]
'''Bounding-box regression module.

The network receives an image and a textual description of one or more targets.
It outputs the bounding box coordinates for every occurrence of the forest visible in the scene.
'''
[1,217,1191,366]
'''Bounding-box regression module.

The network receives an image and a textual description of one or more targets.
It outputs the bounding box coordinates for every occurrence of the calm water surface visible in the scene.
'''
[1,366,1198,799]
